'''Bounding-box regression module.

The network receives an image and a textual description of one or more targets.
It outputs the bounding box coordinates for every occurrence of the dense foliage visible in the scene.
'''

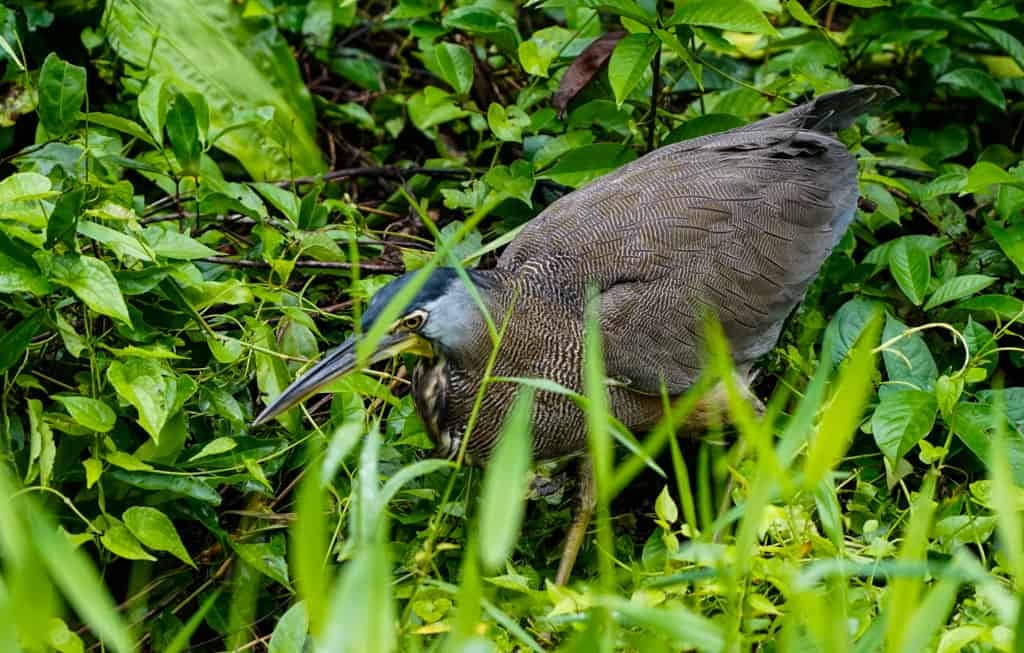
[1,0,1023,651]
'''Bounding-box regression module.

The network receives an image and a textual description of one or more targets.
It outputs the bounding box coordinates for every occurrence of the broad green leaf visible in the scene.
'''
[668,0,778,35]
[477,389,533,572]
[608,33,659,107]
[539,143,637,187]
[45,188,83,250]
[104,451,155,471]
[188,437,237,461]
[785,0,817,25]
[0,233,52,296]
[38,53,86,136]
[137,77,169,144]
[142,225,218,259]
[0,172,55,205]
[487,103,530,142]
[804,314,881,489]
[580,0,657,25]
[442,6,520,56]
[0,311,44,373]
[83,111,157,146]
[100,521,156,561]
[108,470,221,505]
[432,43,474,96]
[269,602,309,653]
[881,314,938,393]
[482,160,535,205]
[664,114,746,145]
[53,395,116,432]
[965,161,1021,194]
[107,359,176,442]
[938,68,1006,109]
[48,255,132,325]
[889,239,931,306]
[233,541,291,588]
[407,86,470,131]
[123,506,195,567]
[871,389,938,460]
[986,218,1024,274]
[27,399,56,488]
[924,274,998,310]
[77,221,154,262]
[822,297,883,365]
[165,92,201,176]
[104,0,325,178]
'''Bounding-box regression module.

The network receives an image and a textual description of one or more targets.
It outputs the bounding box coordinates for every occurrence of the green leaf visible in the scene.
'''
[142,225,218,259]
[432,43,474,96]
[233,541,291,588]
[986,218,1024,274]
[407,86,470,132]
[889,239,931,306]
[964,161,1021,194]
[482,160,535,206]
[108,470,222,505]
[871,389,938,460]
[100,521,156,562]
[107,359,176,442]
[785,0,817,26]
[123,506,195,567]
[83,112,157,146]
[45,187,84,250]
[166,92,201,176]
[580,0,656,25]
[0,171,55,205]
[27,398,56,488]
[53,396,116,433]
[486,103,530,142]
[539,143,637,187]
[923,274,998,311]
[269,602,309,653]
[0,233,52,296]
[803,313,881,489]
[664,114,746,145]
[0,311,44,373]
[881,314,938,393]
[822,297,884,365]
[608,33,659,107]
[477,389,533,572]
[37,53,86,136]
[77,221,154,262]
[104,0,325,178]
[48,255,132,325]
[938,68,1006,109]
[668,0,778,35]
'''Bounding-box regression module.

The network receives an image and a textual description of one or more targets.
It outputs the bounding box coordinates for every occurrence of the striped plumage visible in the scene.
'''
[254,84,896,583]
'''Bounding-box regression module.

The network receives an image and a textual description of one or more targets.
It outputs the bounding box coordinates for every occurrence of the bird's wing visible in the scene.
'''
[497,127,859,395]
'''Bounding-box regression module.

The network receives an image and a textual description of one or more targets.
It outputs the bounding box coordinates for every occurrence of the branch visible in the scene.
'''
[199,256,404,274]
[278,165,474,187]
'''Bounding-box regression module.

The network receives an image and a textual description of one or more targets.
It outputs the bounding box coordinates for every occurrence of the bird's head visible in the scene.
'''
[253,267,490,425]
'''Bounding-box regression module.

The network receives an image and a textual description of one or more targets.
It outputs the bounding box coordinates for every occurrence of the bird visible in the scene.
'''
[253,84,897,585]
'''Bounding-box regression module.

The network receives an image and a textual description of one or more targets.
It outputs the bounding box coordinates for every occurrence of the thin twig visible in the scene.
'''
[198,256,403,273]
[279,165,474,187]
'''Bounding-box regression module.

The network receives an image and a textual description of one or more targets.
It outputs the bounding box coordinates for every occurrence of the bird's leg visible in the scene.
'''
[555,456,596,586]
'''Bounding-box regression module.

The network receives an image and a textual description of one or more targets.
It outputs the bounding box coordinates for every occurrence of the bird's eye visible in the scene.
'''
[401,312,426,331]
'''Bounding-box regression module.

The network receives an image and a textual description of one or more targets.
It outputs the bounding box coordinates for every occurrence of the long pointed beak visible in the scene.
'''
[253,332,428,426]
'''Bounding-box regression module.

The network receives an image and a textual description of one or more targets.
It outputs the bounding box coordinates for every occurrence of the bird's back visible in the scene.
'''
[497,85,895,396]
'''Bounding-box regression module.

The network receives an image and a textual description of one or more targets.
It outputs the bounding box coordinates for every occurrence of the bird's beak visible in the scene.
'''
[252,331,430,425]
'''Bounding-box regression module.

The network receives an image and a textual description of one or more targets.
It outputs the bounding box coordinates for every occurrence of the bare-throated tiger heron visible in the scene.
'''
[254,84,896,584]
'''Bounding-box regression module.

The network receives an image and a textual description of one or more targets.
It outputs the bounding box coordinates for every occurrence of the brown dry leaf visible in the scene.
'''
[553,30,626,117]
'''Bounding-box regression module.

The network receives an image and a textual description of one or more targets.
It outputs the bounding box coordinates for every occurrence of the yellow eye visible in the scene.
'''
[401,312,426,331]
